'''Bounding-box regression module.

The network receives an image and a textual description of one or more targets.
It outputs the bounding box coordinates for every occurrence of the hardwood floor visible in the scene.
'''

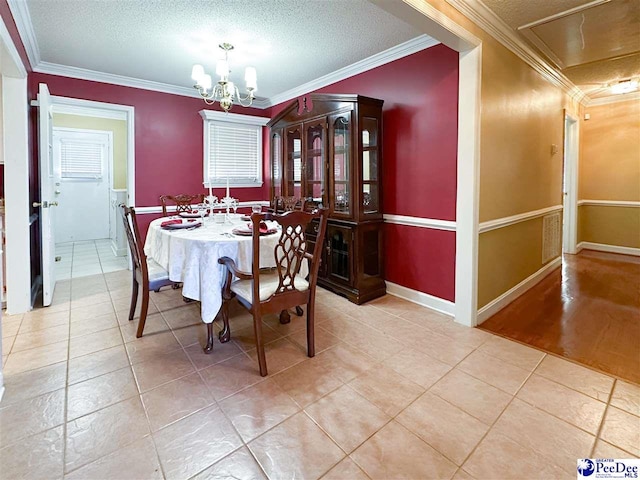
[480,250,640,384]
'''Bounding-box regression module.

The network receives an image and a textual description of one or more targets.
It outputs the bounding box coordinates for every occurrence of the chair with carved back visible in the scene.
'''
[121,205,177,338]
[160,194,205,216]
[217,208,329,376]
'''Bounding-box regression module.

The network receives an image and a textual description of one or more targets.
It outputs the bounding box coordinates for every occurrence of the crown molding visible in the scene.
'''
[586,91,640,106]
[264,34,440,108]
[0,12,27,77]
[446,0,589,105]
[6,0,39,69]
[51,102,127,121]
[199,109,270,126]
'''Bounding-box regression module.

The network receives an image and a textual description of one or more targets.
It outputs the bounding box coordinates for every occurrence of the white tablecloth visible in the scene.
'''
[144,215,305,324]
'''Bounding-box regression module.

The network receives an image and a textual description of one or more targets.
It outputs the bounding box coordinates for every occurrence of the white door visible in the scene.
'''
[562,114,579,254]
[53,129,111,243]
[37,83,57,306]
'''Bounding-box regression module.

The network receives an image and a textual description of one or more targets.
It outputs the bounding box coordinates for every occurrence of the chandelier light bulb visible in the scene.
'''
[191,64,204,83]
[245,67,257,91]
[201,74,212,91]
[216,59,229,79]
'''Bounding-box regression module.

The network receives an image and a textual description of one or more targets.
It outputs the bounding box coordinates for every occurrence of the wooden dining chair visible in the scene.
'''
[121,205,177,338]
[159,194,205,216]
[217,208,329,376]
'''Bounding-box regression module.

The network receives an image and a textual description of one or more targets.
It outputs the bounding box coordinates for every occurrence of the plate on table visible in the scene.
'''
[240,215,251,221]
[231,226,278,236]
[179,210,208,218]
[161,219,202,230]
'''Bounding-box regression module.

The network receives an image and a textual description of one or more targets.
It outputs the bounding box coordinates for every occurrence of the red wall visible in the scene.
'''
[28,73,271,238]
[271,45,459,301]
[0,0,31,70]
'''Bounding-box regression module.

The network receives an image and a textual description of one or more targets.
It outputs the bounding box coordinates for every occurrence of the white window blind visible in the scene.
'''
[60,141,103,179]
[205,121,261,184]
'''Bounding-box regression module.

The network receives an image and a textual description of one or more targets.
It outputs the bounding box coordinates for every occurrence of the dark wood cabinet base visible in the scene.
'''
[318,278,386,305]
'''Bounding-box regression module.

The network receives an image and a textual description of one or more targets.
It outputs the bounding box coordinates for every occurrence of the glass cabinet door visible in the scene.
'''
[304,120,326,207]
[271,131,282,200]
[285,125,302,198]
[332,114,351,216]
[361,117,379,214]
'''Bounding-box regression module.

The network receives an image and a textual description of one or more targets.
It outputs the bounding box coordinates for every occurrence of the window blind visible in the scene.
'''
[206,121,260,183]
[61,141,103,179]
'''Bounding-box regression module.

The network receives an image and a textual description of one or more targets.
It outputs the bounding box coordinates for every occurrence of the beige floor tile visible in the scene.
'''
[11,324,70,353]
[407,327,476,366]
[150,288,191,311]
[492,398,595,474]
[431,368,512,425]
[1,362,67,406]
[18,312,69,335]
[171,323,211,348]
[120,313,170,342]
[131,348,196,392]
[535,355,614,401]
[351,420,457,480]
[463,430,571,480]
[116,301,160,324]
[68,344,129,385]
[348,365,424,417]
[69,312,118,338]
[426,320,492,349]
[0,389,65,447]
[341,303,408,336]
[200,352,266,401]
[273,357,344,408]
[321,457,369,480]
[184,339,243,370]
[2,335,15,355]
[305,385,390,453]
[314,343,376,383]
[599,406,640,456]
[142,373,215,431]
[368,293,427,317]
[64,437,163,480]
[452,468,476,480]
[2,317,22,338]
[263,310,308,335]
[70,301,114,321]
[516,374,606,434]
[396,392,489,466]
[288,325,341,354]
[246,337,308,375]
[457,350,531,395]
[477,335,545,371]
[3,341,68,376]
[592,439,639,459]
[67,367,138,420]
[161,303,202,329]
[249,412,345,480]
[69,327,123,359]
[231,323,284,351]
[65,397,150,472]
[610,380,640,416]
[220,378,300,442]
[324,317,405,361]
[385,348,452,388]
[192,447,266,480]
[153,405,242,480]
[0,426,64,480]
[124,330,182,364]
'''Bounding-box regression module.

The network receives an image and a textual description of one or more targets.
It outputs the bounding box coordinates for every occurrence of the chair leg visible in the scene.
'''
[279,309,291,324]
[295,306,304,316]
[253,313,268,376]
[135,290,150,338]
[204,323,215,353]
[306,301,315,358]
[128,279,139,321]
[218,300,231,343]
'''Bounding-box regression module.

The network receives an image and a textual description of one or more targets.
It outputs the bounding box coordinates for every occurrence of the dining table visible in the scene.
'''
[143,213,308,350]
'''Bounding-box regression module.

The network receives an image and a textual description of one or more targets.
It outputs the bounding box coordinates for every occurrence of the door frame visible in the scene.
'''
[49,96,136,208]
[562,112,579,254]
[52,127,114,243]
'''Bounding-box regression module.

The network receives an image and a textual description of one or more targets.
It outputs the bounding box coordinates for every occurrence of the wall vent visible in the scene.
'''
[542,212,561,263]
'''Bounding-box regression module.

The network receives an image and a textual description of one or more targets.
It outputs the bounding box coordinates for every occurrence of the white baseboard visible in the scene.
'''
[110,241,127,257]
[577,242,640,257]
[477,257,562,324]
[0,385,4,404]
[385,281,455,317]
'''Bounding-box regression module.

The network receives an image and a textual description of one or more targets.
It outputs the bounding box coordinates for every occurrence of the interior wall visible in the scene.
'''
[270,45,459,302]
[53,113,127,189]
[578,99,640,249]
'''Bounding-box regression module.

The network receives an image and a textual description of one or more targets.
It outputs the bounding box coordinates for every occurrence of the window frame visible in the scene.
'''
[200,109,270,188]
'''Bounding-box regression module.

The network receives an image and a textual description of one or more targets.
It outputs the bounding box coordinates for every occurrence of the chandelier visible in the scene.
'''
[191,43,257,111]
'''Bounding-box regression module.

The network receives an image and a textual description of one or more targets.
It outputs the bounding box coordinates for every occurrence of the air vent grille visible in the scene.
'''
[542,213,561,263]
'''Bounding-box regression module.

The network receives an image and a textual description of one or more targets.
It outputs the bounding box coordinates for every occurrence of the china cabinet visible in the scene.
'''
[268,94,385,304]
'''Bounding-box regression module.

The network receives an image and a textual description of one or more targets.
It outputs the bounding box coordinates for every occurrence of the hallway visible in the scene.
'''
[481,250,640,384]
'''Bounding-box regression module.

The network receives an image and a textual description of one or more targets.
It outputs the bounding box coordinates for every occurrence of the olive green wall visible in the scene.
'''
[52,113,127,189]
[578,205,640,249]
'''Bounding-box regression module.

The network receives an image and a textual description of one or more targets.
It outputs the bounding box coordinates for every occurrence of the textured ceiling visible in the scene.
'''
[481,0,640,99]
[25,0,422,100]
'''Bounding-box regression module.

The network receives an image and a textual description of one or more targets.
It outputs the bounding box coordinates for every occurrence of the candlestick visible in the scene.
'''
[226,178,230,199]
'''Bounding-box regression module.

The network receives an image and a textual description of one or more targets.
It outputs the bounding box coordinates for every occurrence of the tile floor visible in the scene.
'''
[1,272,639,479]
[55,239,129,280]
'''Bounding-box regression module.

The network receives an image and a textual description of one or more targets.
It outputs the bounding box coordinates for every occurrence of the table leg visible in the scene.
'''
[204,323,214,353]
